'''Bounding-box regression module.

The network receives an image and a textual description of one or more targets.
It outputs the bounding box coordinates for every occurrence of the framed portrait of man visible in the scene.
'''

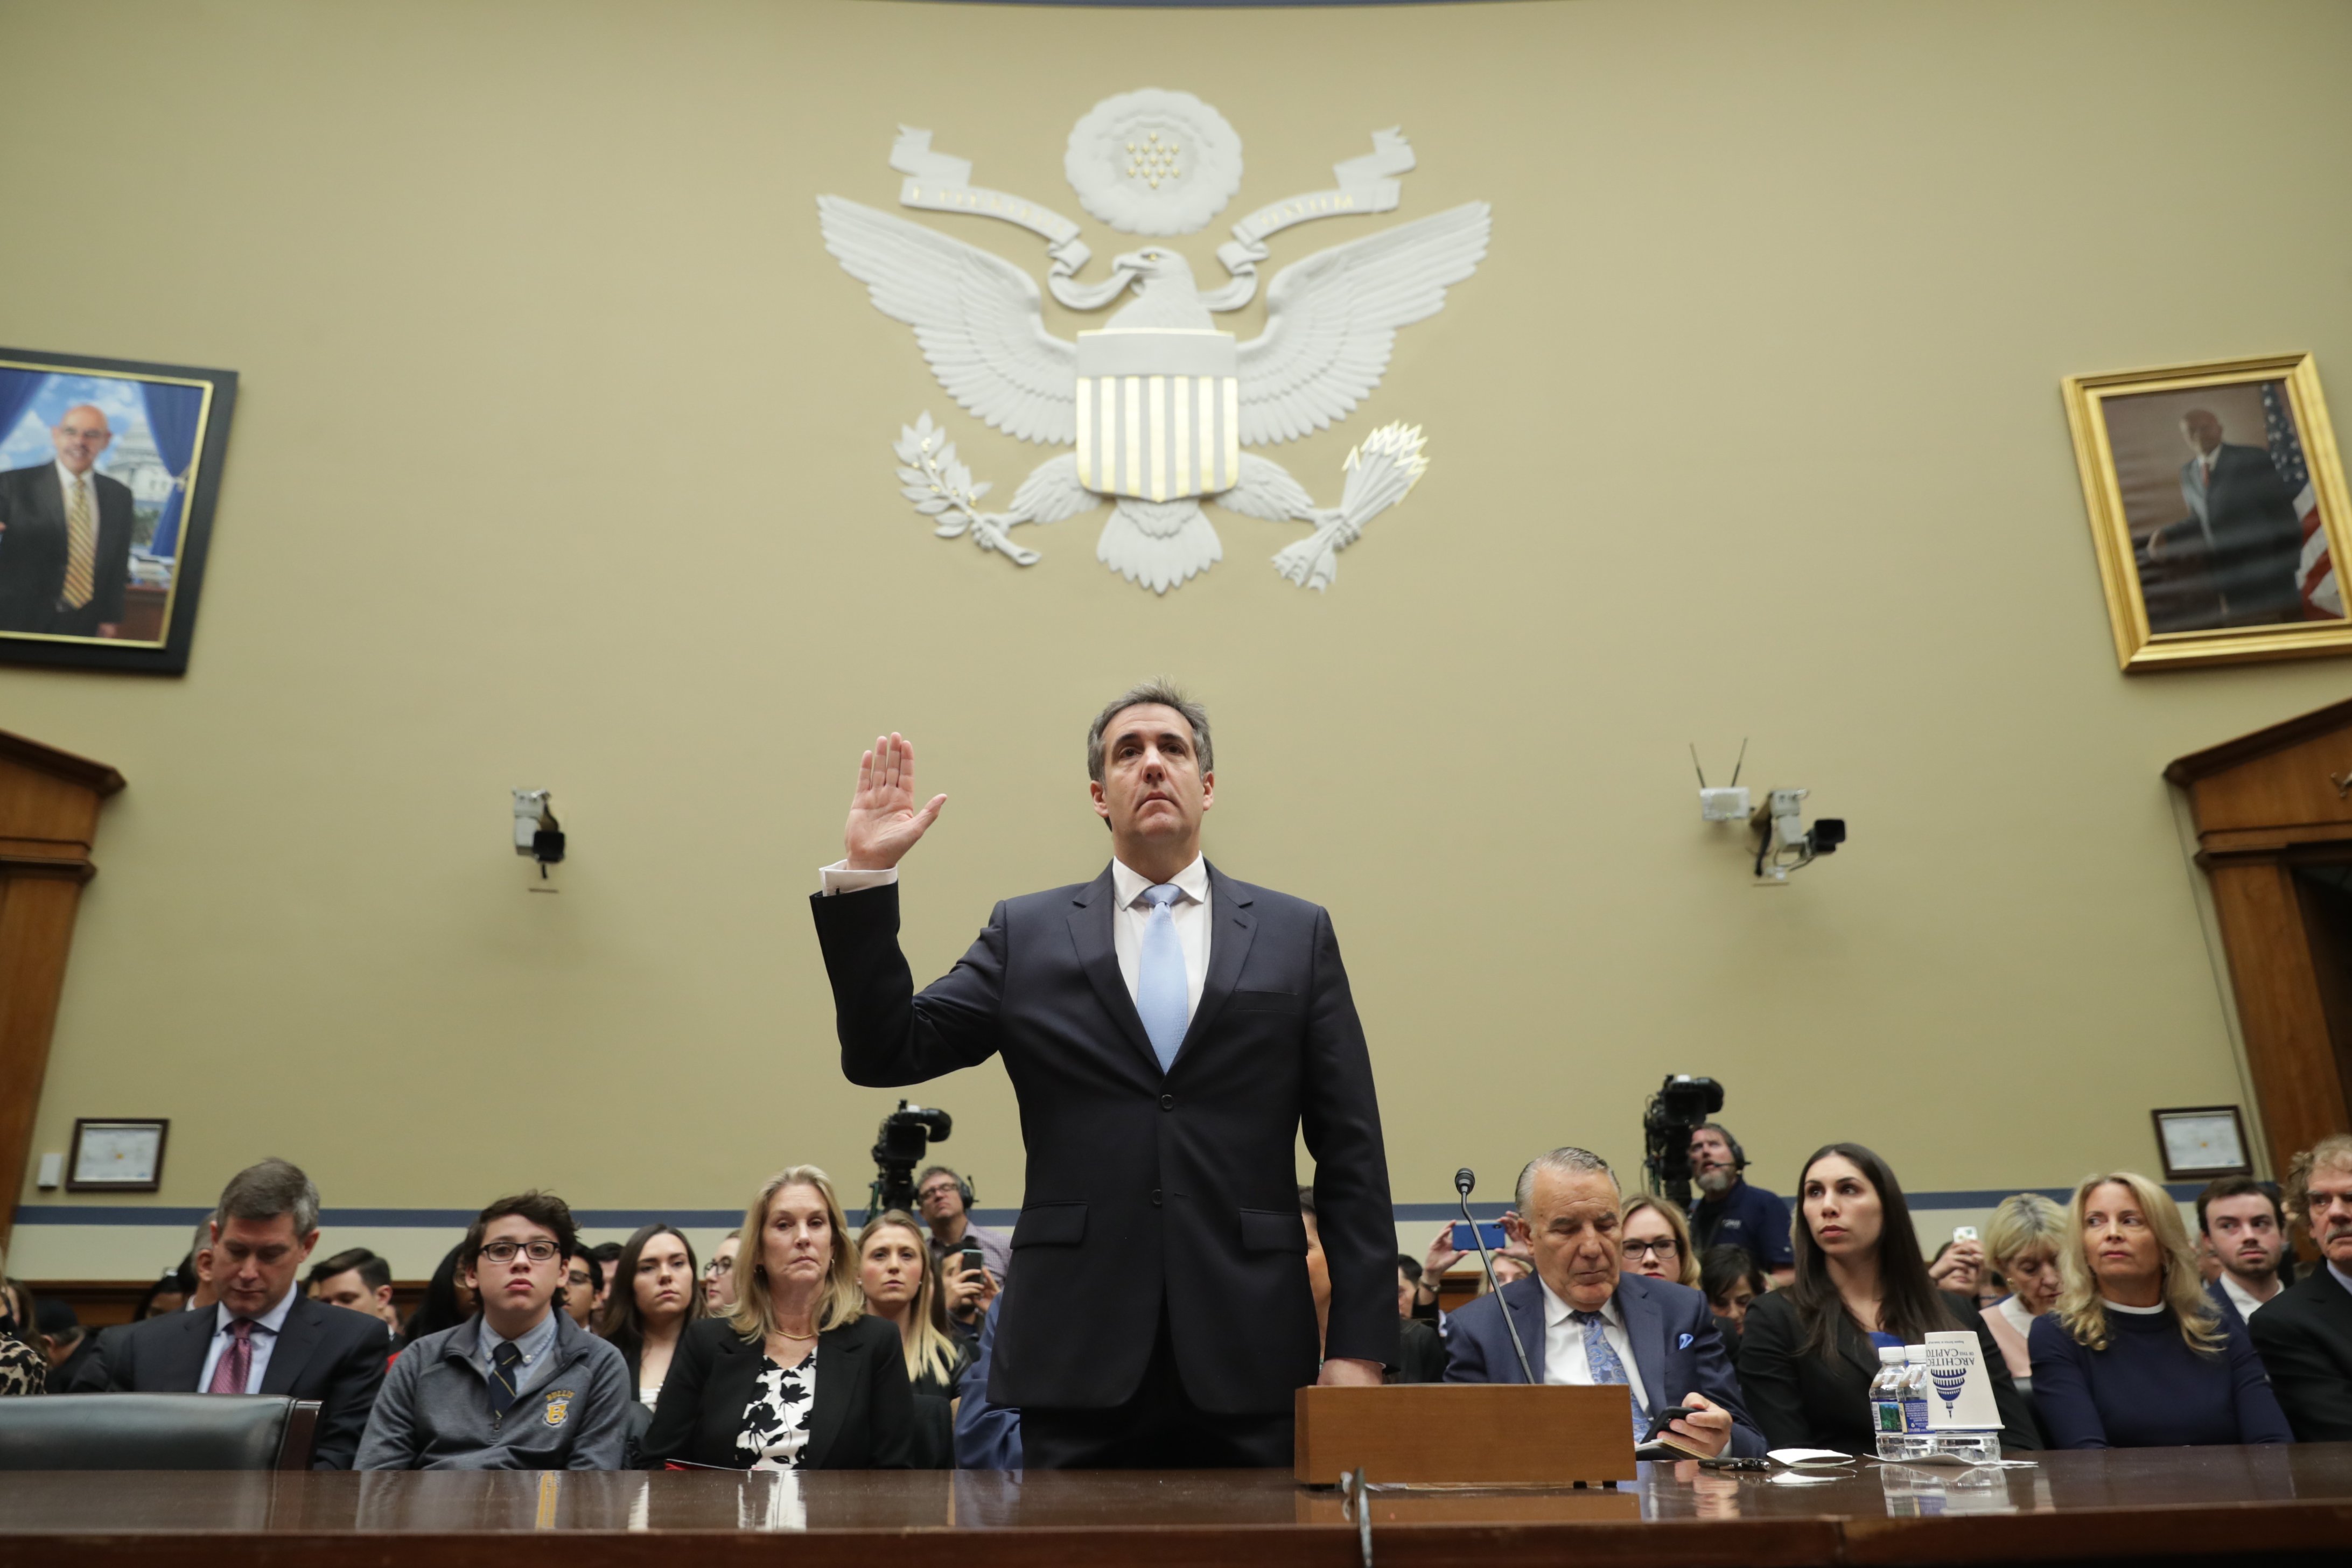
[2062,353,2352,671]
[0,347,237,675]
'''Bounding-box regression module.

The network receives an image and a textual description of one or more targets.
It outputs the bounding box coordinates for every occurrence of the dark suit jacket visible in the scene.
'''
[637,1315,913,1470]
[2153,442,2307,622]
[72,1298,390,1468]
[1441,1273,1766,1458]
[2248,1265,2352,1442]
[0,463,135,632]
[810,865,1395,1416]
[1736,1288,2040,1455]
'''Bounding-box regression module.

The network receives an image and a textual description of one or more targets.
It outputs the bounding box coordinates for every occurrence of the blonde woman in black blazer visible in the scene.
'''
[639,1167,913,1471]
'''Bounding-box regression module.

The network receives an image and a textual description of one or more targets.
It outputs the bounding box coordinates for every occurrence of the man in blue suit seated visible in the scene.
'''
[1444,1146,1765,1459]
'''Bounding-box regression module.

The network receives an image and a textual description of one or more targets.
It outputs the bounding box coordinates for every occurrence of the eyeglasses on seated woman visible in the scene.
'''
[1733,1142,2041,1457]
[2026,1171,2291,1450]
[636,1165,914,1471]
[1619,1195,1700,1287]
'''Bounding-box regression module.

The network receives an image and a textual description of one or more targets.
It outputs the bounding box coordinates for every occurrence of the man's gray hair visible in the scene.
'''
[216,1158,320,1237]
[1516,1147,1618,1214]
[1086,680,1213,785]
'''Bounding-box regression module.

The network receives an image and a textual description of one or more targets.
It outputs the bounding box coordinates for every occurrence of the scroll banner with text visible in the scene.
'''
[887,127,1420,312]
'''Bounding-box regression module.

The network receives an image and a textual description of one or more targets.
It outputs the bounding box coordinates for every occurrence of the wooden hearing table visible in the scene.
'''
[0,1447,2348,1567]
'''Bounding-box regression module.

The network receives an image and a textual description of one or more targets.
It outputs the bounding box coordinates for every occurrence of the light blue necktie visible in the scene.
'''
[1135,884,1188,1072]
[1572,1308,1648,1441]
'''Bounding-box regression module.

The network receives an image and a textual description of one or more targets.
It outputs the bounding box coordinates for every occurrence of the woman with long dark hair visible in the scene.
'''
[1736,1143,2040,1454]
[600,1224,704,1410]
[397,1243,477,1349]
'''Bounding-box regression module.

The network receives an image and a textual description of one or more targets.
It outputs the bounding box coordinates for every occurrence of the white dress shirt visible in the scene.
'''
[197,1288,299,1392]
[818,855,1212,1026]
[1537,1278,1648,1415]
[2218,1270,2276,1321]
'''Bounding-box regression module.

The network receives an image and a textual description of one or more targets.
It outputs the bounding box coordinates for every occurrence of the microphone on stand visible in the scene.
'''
[1455,1167,1536,1386]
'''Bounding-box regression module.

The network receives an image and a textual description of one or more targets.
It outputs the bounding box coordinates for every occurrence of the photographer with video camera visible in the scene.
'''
[1689,1124,1794,1285]
[915,1165,1008,1328]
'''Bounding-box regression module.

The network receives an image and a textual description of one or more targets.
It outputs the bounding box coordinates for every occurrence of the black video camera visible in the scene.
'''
[868,1101,953,1221]
[1642,1074,1725,1212]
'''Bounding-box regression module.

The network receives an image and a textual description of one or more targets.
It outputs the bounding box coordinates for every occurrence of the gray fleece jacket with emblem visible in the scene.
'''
[355,1310,631,1469]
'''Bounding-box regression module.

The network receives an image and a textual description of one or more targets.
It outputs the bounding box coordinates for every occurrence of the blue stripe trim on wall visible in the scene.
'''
[15,1187,2206,1228]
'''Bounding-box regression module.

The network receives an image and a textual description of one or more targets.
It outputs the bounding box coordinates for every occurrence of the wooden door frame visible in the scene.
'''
[2168,698,2352,1181]
[0,730,124,1248]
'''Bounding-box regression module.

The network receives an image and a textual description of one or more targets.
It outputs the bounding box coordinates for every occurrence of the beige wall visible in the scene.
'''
[5,0,2351,1278]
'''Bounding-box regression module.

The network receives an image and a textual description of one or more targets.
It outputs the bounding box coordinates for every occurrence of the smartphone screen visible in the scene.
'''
[1450,1221,1508,1252]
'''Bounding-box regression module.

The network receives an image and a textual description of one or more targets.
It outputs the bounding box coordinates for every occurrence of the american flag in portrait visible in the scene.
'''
[2265,382,2341,619]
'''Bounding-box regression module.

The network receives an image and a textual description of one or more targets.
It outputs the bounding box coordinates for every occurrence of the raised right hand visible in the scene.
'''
[844,732,947,871]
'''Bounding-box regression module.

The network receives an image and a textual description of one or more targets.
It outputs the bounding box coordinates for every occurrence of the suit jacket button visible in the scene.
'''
[1159,1093,1175,1111]
[1151,1188,1163,1206]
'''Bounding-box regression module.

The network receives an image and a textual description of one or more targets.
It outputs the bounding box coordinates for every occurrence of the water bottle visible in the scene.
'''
[1900,1345,1932,1443]
[1869,1346,1910,1460]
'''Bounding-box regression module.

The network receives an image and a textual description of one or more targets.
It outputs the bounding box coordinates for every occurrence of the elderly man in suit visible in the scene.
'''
[1444,1146,1765,1459]
[2251,1135,2352,1442]
[2145,407,2308,627]
[0,404,136,638]
[809,682,1395,1468]
[72,1159,389,1469]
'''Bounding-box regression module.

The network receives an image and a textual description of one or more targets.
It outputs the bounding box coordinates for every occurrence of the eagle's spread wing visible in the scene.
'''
[818,197,1078,445]
[1234,202,1490,446]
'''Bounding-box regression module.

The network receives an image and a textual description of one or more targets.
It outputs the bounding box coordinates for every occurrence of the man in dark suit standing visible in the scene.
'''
[809,683,1395,1467]
[72,1159,389,1469]
[0,404,136,638]
[1444,1146,1764,1459]
[2250,1135,2352,1442]
[2146,408,2308,627]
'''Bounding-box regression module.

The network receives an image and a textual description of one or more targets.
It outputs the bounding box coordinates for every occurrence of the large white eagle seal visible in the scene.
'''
[818,89,1490,593]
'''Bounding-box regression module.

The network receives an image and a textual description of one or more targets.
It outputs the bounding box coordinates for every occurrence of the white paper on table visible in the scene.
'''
[1766,1448,1856,1468]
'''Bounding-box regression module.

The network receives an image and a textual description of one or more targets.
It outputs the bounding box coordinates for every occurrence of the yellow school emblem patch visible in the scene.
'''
[542,1390,575,1428]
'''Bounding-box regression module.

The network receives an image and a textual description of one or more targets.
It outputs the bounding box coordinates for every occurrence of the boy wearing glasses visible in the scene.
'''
[356,1193,631,1469]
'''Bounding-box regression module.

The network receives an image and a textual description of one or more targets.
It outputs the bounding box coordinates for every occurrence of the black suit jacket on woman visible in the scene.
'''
[1736,1289,2041,1455]
[637,1315,913,1470]
[811,865,1395,1417]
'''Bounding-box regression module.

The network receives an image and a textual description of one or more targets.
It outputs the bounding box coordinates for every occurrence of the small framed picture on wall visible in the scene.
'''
[0,347,238,676]
[2151,1106,2251,1180]
[2062,353,2352,671]
[66,1118,170,1192]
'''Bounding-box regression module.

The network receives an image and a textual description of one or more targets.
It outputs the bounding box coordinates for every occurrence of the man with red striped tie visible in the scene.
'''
[73,1159,388,1469]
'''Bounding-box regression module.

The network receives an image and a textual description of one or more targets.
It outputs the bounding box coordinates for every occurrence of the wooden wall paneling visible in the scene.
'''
[2202,860,2350,1179]
[0,730,123,1250]
[0,869,89,1250]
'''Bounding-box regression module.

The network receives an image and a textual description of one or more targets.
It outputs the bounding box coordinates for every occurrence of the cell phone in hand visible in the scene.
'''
[1634,1405,1709,1460]
[1450,1221,1508,1252]
[1952,1226,1978,1243]
[958,1241,986,1275]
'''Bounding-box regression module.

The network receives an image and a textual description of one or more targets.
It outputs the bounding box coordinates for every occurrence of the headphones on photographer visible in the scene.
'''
[923,1169,976,1209]
[1699,1123,1747,1171]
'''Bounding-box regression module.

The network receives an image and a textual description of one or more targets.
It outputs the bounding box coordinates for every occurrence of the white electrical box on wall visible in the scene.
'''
[1699,786,1751,822]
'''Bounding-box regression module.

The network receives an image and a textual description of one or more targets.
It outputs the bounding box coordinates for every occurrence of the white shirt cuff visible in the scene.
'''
[820,860,899,895]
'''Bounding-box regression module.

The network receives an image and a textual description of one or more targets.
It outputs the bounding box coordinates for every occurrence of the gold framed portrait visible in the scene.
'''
[2062,353,2352,671]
